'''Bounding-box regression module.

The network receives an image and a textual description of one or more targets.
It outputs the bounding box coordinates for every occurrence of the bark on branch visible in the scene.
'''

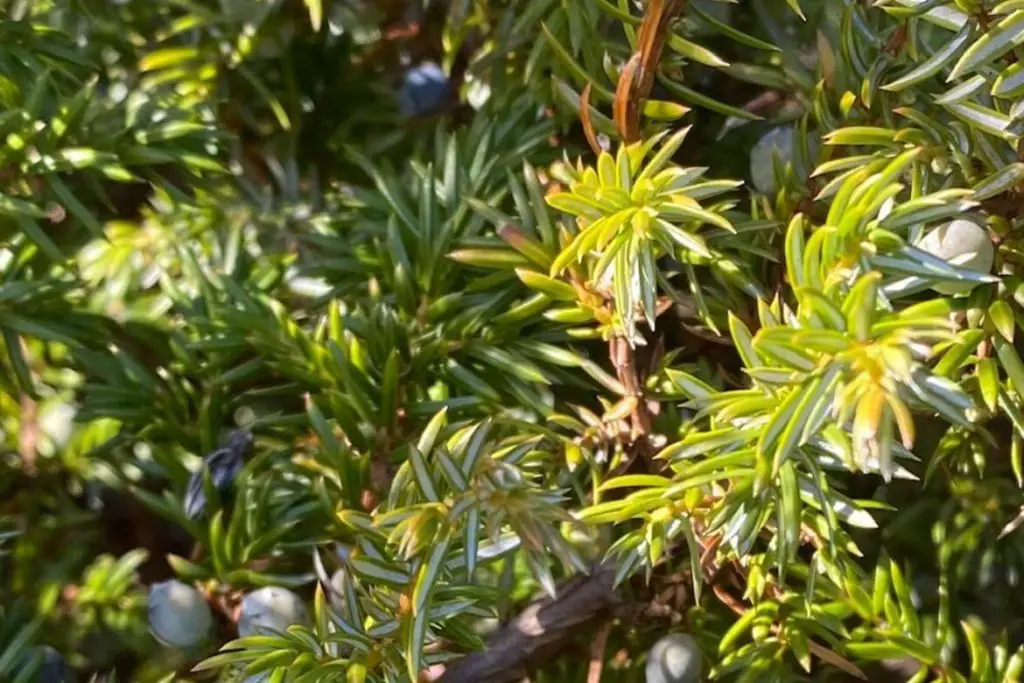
[436,566,620,683]
[613,0,686,142]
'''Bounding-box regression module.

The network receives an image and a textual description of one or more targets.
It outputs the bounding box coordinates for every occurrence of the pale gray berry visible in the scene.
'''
[646,633,703,683]
[238,587,310,637]
[749,126,819,196]
[329,568,347,598]
[147,580,213,649]
[917,218,994,295]
[750,127,796,196]
[39,402,76,448]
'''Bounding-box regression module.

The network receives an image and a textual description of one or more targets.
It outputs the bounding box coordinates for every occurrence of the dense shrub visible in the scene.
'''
[3,0,1024,681]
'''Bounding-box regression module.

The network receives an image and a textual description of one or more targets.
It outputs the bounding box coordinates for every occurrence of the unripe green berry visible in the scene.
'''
[560,521,610,563]
[646,633,703,683]
[238,586,310,637]
[917,218,994,295]
[147,580,213,649]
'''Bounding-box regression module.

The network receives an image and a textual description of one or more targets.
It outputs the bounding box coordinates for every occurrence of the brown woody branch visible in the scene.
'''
[587,620,613,683]
[609,336,654,444]
[431,527,868,683]
[436,566,620,683]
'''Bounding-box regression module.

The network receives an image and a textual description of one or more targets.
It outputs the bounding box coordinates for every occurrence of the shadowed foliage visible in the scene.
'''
[4,0,1024,681]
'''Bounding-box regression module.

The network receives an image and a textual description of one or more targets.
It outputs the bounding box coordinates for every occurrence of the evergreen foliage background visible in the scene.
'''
[3,0,1024,681]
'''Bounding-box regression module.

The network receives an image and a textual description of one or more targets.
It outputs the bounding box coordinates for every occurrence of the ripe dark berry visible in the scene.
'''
[397,62,449,118]
[37,646,74,683]
[183,429,253,519]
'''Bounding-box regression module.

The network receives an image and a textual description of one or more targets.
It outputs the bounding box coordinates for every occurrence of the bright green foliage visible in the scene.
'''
[6,0,1024,681]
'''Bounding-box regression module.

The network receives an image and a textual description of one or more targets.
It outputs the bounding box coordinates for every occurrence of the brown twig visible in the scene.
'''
[437,566,620,683]
[580,83,603,156]
[612,0,686,142]
[609,337,653,443]
[693,523,867,680]
[710,560,867,680]
[587,620,613,683]
[884,23,908,56]
[18,392,39,475]
[741,90,784,117]
[15,335,39,475]
[614,54,644,143]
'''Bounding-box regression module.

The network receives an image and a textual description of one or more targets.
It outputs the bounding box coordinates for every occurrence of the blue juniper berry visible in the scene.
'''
[183,430,254,520]
[397,61,449,118]
[37,646,75,683]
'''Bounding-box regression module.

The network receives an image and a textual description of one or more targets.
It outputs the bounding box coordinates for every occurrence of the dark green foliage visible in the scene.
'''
[5,0,1024,681]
